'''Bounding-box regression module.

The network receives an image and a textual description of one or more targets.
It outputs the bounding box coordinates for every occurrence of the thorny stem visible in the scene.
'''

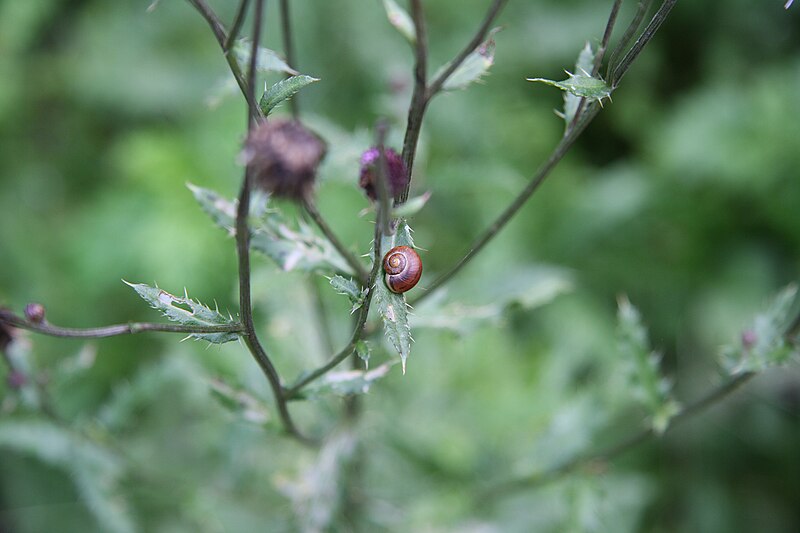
[302,197,371,285]
[0,309,243,338]
[285,124,392,398]
[185,0,262,120]
[412,104,602,305]
[279,0,300,118]
[479,371,756,501]
[399,0,508,204]
[236,0,315,445]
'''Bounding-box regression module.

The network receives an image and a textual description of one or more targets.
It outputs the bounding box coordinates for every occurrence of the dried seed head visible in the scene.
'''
[241,119,327,200]
[24,303,46,324]
[358,147,409,201]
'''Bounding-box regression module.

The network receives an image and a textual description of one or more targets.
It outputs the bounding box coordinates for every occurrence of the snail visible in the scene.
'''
[382,246,422,294]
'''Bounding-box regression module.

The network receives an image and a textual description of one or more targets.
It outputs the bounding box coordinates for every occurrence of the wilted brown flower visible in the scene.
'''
[241,119,327,201]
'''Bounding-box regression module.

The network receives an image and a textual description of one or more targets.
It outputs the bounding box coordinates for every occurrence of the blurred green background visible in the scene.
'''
[1,0,799,531]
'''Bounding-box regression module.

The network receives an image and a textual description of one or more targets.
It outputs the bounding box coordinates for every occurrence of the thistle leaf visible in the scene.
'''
[373,220,415,373]
[382,0,416,44]
[232,40,298,75]
[392,191,431,218]
[528,71,611,103]
[208,378,271,426]
[561,42,596,126]
[436,27,501,91]
[355,340,371,368]
[259,75,320,116]
[124,281,239,344]
[617,296,680,434]
[330,275,367,313]
[189,184,353,275]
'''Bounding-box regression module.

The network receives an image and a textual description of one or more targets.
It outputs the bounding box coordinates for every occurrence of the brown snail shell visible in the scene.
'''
[382,246,422,294]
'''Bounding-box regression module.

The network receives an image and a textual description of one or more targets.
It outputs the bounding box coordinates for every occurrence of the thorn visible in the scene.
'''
[401,358,407,375]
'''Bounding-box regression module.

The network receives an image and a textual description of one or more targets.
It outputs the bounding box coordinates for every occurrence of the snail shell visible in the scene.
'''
[382,246,422,294]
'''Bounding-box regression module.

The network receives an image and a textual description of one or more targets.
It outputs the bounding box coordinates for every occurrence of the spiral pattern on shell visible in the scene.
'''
[382,246,422,294]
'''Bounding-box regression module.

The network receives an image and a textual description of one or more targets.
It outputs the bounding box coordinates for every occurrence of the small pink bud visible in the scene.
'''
[741,330,757,350]
[24,303,46,324]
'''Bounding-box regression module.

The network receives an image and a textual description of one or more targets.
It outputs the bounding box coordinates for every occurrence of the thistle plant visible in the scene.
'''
[0,0,798,530]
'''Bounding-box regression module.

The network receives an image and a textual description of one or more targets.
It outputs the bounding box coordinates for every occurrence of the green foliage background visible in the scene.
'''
[1,0,799,531]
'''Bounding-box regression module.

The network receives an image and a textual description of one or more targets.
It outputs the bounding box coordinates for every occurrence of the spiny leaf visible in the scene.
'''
[720,284,800,374]
[259,75,320,116]
[329,275,367,313]
[124,281,239,344]
[189,184,353,275]
[560,42,596,126]
[392,191,431,219]
[232,40,298,75]
[373,220,415,373]
[304,364,391,397]
[382,0,416,44]
[436,27,501,91]
[528,70,612,105]
[617,296,680,434]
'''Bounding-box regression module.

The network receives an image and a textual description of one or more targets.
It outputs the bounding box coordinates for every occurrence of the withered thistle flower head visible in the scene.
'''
[241,119,327,200]
[359,147,409,201]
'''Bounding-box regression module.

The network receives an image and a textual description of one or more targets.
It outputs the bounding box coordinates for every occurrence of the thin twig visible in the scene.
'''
[225,0,252,51]
[479,371,756,502]
[279,0,300,117]
[412,104,601,305]
[0,309,242,339]
[611,0,678,88]
[235,0,314,445]
[606,0,653,81]
[398,0,429,204]
[302,197,370,285]
[185,0,261,119]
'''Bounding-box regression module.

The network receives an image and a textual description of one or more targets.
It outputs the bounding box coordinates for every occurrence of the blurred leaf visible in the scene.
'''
[373,220,415,373]
[275,429,358,532]
[355,339,371,368]
[617,296,680,434]
[435,27,501,91]
[720,284,800,374]
[392,191,431,218]
[304,363,391,397]
[382,0,416,44]
[259,75,320,116]
[188,184,353,275]
[124,281,239,344]
[329,275,367,313]
[0,421,135,533]
[412,267,572,335]
[232,40,298,75]
[560,42,595,126]
[208,377,271,426]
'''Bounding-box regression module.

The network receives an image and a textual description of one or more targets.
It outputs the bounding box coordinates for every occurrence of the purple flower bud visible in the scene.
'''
[358,147,409,201]
[24,303,46,324]
[241,119,327,201]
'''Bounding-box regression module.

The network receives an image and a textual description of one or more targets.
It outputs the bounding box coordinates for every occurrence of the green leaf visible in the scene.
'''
[355,339,371,368]
[392,191,431,218]
[304,363,391,397]
[617,296,680,434]
[188,184,353,275]
[208,378,271,426]
[720,284,800,374]
[259,75,320,116]
[435,27,501,91]
[382,0,416,44]
[372,220,415,373]
[561,42,595,126]
[0,421,135,533]
[329,275,367,313]
[232,39,298,75]
[124,281,239,344]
